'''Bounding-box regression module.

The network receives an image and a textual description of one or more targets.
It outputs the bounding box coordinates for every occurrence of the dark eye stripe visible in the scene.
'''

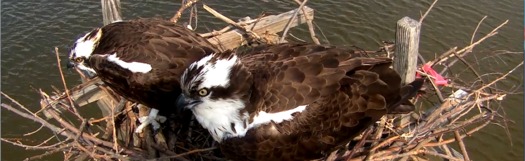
[69,43,78,57]
[209,86,232,100]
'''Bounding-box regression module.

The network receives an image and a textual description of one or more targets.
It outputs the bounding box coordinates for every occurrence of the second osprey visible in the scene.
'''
[68,18,218,133]
[177,43,424,161]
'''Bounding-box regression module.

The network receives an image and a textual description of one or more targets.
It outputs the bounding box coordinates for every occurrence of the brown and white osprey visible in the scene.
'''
[177,43,424,161]
[68,18,218,133]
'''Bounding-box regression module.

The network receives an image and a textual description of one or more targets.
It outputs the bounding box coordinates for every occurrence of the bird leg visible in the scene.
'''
[135,107,167,133]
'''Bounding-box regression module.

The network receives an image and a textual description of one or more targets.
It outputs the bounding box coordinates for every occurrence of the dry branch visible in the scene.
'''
[280,0,308,43]
[170,0,199,23]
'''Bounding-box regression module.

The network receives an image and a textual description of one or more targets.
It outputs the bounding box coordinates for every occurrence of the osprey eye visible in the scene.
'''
[74,57,84,63]
[198,88,209,97]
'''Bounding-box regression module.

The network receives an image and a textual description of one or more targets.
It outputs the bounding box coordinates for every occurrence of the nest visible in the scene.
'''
[1,0,522,161]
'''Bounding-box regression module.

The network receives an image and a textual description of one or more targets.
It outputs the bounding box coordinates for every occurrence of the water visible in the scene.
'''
[1,0,523,160]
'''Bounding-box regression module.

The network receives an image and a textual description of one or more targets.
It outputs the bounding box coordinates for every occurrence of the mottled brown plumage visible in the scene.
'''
[179,43,423,161]
[69,18,218,113]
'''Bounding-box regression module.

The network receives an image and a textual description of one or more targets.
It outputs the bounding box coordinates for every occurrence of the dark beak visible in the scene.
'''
[176,94,198,113]
[66,60,76,69]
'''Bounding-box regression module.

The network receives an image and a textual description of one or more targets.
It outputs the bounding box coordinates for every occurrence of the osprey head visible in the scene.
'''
[67,28,102,75]
[177,52,253,142]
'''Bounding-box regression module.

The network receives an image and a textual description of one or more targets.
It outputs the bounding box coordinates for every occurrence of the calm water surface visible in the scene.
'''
[1,0,523,160]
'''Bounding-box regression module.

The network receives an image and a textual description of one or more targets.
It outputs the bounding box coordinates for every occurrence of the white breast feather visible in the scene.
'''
[193,102,308,142]
[192,98,248,142]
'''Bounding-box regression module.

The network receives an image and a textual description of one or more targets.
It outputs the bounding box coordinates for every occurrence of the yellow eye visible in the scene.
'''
[74,57,84,63]
[198,88,209,97]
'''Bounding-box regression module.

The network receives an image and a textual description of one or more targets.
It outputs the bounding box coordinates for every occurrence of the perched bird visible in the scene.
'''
[68,18,218,133]
[177,43,424,161]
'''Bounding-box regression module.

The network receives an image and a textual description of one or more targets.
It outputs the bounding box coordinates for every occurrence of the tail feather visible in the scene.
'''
[388,78,425,114]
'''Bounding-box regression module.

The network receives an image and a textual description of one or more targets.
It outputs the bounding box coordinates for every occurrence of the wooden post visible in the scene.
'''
[101,0,122,25]
[393,16,420,127]
[394,16,420,84]
[96,0,123,118]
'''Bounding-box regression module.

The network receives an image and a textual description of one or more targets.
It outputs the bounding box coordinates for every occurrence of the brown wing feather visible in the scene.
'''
[88,18,218,110]
[221,43,422,161]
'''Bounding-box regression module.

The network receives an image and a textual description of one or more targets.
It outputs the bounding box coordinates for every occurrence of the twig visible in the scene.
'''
[2,92,38,117]
[288,33,307,42]
[417,70,445,102]
[365,118,387,160]
[24,144,71,161]
[474,61,523,92]
[433,20,508,65]
[370,149,422,161]
[347,128,372,159]
[435,47,458,72]
[202,4,260,38]
[280,0,308,43]
[399,138,433,161]
[23,125,45,136]
[293,0,320,44]
[249,12,267,31]
[421,149,462,161]
[1,138,67,150]
[419,0,438,24]
[369,135,401,152]
[440,144,453,158]
[187,0,199,30]
[454,130,471,161]
[170,0,199,23]
[1,103,66,137]
[54,47,83,120]
[312,21,330,44]
[199,25,233,38]
[37,92,142,157]
[35,132,67,147]
[428,108,491,137]
[470,16,488,45]
[424,117,492,147]
[452,51,487,89]
[111,99,118,153]
[151,147,217,161]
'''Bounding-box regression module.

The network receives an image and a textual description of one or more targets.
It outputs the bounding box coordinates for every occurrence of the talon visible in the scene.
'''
[135,116,151,133]
[134,108,162,133]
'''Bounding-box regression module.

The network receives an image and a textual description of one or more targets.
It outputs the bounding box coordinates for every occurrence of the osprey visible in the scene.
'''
[177,43,424,161]
[68,18,218,133]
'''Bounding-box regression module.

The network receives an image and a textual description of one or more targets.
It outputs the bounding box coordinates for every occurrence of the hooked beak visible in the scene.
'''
[66,60,76,69]
[176,94,199,113]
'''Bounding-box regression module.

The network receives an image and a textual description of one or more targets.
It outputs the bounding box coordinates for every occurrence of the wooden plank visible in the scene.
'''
[393,16,420,127]
[69,78,107,107]
[208,6,314,51]
[41,77,108,119]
